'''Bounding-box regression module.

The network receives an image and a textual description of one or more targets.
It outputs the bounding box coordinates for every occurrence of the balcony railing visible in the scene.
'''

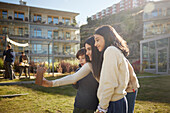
[31,20,79,28]
[29,36,79,43]
[29,52,75,57]
[143,14,170,21]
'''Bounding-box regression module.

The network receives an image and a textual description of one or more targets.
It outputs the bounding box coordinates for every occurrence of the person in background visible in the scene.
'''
[3,44,15,80]
[19,52,29,78]
[72,47,99,113]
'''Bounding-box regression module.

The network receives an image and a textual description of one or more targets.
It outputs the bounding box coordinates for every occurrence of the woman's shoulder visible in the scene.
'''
[104,46,122,56]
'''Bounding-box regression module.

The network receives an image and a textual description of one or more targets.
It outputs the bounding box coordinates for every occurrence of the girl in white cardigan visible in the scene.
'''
[94,25,139,113]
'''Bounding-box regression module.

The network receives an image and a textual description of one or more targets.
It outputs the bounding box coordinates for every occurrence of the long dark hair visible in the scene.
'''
[94,25,129,78]
[95,25,129,57]
[84,36,102,80]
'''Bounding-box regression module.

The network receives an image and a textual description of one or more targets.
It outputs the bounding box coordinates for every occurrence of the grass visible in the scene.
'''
[0,84,76,113]
[135,76,170,113]
[137,72,162,76]
[0,73,170,112]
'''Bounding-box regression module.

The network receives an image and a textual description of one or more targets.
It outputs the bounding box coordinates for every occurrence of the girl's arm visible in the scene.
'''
[37,63,91,87]
[52,63,91,87]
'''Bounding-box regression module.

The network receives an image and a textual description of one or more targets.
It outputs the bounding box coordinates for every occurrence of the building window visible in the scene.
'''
[152,10,158,17]
[62,45,71,54]
[54,45,59,54]
[48,30,52,39]
[149,41,156,69]
[25,28,28,35]
[142,43,149,60]
[18,28,24,36]
[0,26,8,34]
[53,17,59,24]
[0,10,8,19]
[158,8,162,16]
[48,16,52,24]
[34,29,42,38]
[66,45,71,54]
[62,18,70,25]
[53,31,58,39]
[14,11,24,20]
[48,16,58,24]
[13,27,28,36]
[142,43,149,69]
[2,26,8,34]
[33,44,42,54]
[167,8,170,16]
[34,14,41,22]
[156,38,168,48]
[66,32,70,40]
[49,44,52,54]
[37,29,42,37]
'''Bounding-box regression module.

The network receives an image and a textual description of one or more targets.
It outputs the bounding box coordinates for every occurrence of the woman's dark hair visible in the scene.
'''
[7,44,12,49]
[84,36,102,80]
[94,25,129,79]
[95,25,129,57]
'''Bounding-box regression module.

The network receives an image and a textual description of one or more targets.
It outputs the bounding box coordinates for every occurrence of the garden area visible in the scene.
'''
[0,73,170,113]
[0,58,79,75]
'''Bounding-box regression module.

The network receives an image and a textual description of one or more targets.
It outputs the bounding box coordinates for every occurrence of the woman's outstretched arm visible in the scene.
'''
[36,63,91,87]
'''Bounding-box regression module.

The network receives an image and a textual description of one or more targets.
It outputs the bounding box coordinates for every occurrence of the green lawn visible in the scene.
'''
[137,72,162,76]
[135,76,170,113]
[0,74,170,113]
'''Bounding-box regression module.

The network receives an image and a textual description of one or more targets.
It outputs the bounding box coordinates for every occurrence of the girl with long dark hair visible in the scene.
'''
[94,25,139,113]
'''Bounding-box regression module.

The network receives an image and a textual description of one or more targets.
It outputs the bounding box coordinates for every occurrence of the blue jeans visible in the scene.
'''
[107,97,128,113]
[126,90,138,113]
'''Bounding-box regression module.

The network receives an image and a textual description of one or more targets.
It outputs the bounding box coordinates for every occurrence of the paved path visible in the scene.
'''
[0,81,35,86]
[0,74,170,86]
[138,74,170,78]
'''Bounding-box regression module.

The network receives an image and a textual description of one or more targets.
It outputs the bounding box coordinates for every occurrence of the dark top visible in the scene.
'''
[3,49,15,63]
[72,67,99,111]
[19,55,29,63]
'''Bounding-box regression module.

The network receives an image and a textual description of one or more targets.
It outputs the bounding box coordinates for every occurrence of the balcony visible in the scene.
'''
[14,17,23,21]
[29,52,75,58]
[29,36,80,43]
[8,34,29,39]
[31,20,79,29]
[143,14,170,22]
[0,16,29,24]
[33,19,42,23]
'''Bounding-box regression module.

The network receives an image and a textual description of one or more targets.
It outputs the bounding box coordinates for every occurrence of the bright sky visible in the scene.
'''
[0,0,121,26]
[0,0,162,26]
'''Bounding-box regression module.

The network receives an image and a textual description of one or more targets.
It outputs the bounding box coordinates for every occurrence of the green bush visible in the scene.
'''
[56,60,78,73]
[0,58,4,69]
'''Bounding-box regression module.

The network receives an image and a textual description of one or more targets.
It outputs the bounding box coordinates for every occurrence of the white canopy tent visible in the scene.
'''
[6,35,29,47]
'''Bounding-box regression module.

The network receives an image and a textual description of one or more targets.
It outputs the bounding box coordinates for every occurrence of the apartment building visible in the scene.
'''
[140,0,170,74]
[91,0,146,20]
[0,1,80,63]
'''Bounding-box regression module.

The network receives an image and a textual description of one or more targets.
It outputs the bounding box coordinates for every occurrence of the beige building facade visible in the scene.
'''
[0,1,80,63]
